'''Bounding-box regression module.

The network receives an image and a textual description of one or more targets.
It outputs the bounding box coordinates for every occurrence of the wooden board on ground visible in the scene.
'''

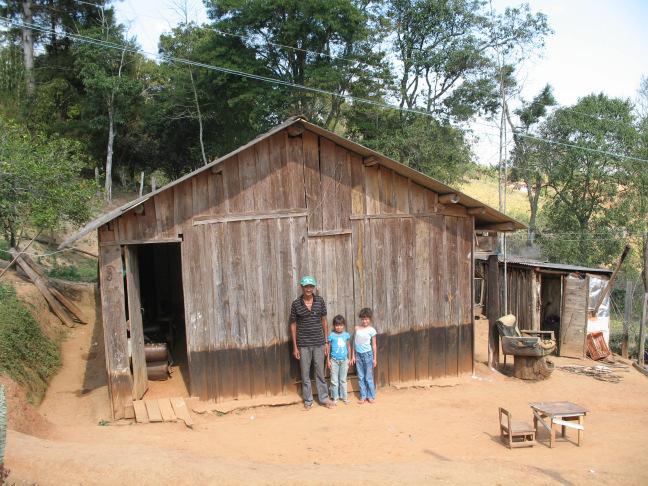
[158,398,177,422]
[133,400,149,424]
[171,397,194,428]
[145,399,163,422]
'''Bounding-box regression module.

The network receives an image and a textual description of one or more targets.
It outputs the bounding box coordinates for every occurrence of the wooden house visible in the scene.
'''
[478,255,613,362]
[61,117,524,419]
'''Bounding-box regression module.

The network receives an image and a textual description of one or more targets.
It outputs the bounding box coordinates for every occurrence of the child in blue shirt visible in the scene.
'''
[350,307,377,404]
[326,315,351,404]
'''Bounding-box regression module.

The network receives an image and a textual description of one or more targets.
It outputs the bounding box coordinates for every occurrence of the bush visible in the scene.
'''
[0,284,61,403]
[47,262,97,283]
[0,240,9,261]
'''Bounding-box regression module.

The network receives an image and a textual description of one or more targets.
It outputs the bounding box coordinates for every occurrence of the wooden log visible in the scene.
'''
[9,249,76,328]
[513,356,553,380]
[467,207,486,215]
[438,193,460,204]
[286,122,304,137]
[19,253,88,323]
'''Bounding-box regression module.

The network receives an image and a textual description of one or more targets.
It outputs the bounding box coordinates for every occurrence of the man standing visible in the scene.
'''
[290,276,333,409]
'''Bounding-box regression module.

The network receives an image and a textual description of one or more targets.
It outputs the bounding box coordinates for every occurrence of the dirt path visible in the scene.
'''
[4,290,648,485]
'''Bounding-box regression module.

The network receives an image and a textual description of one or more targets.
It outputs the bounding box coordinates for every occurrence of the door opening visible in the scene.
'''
[125,242,188,398]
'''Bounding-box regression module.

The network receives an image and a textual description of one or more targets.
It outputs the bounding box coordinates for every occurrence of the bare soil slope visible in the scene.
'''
[3,281,648,485]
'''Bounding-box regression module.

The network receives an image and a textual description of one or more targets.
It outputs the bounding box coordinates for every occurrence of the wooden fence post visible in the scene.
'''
[487,254,501,368]
[622,278,634,359]
[638,233,647,367]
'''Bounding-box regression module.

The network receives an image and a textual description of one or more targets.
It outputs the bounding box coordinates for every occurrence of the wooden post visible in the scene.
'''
[99,245,134,419]
[151,175,157,193]
[487,254,501,368]
[622,278,634,358]
[638,233,647,367]
[591,244,630,316]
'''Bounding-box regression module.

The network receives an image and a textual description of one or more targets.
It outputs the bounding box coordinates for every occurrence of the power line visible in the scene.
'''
[513,132,648,163]
[4,16,647,166]
[1,16,431,120]
[72,0,382,70]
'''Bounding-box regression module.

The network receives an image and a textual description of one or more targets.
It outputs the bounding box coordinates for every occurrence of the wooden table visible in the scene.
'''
[529,401,588,448]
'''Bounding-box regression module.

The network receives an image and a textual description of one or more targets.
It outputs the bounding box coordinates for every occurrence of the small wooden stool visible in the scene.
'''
[499,407,536,448]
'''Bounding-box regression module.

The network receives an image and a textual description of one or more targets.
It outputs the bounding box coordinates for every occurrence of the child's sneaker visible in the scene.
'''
[342,399,350,405]
[367,398,375,404]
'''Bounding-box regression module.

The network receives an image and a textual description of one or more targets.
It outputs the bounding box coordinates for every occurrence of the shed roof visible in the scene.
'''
[59,116,525,249]
[476,255,613,275]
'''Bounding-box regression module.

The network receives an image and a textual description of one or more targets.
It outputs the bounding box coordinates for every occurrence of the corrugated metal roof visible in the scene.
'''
[59,116,525,249]
[497,256,613,275]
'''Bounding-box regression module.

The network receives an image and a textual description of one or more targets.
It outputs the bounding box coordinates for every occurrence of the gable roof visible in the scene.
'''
[59,116,525,249]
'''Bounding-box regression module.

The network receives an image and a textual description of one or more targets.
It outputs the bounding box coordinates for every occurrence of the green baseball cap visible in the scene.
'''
[300,275,317,287]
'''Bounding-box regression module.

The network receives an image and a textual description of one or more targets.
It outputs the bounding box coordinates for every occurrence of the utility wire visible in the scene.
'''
[72,0,382,69]
[3,16,647,165]
[0,16,439,121]
[513,132,648,163]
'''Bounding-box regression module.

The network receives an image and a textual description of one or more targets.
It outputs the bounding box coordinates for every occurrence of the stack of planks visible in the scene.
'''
[8,248,87,328]
[132,397,193,428]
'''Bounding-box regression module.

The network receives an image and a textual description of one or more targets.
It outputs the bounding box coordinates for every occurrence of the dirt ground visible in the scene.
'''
[3,279,648,485]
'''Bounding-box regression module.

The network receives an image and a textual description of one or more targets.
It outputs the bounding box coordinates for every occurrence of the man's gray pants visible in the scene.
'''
[299,345,329,405]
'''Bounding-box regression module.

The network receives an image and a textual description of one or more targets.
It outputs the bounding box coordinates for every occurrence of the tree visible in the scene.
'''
[204,0,388,128]
[73,8,143,202]
[0,115,95,248]
[509,84,556,246]
[537,94,637,266]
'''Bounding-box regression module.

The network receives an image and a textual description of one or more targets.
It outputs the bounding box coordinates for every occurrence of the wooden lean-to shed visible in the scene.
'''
[61,117,524,419]
[478,256,613,361]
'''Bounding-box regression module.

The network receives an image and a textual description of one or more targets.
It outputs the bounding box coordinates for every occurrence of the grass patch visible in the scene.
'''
[0,239,9,260]
[47,261,97,282]
[459,174,534,224]
[0,283,61,403]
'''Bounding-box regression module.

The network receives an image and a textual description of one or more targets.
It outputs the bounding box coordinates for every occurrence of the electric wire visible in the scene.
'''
[3,16,647,165]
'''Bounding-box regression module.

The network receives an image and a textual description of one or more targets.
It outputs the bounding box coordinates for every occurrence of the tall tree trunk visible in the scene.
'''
[104,49,126,203]
[21,0,35,96]
[188,68,207,166]
[622,278,634,358]
[526,182,541,246]
[105,98,115,202]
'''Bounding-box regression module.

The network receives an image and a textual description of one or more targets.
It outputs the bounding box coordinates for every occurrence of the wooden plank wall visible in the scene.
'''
[504,266,535,331]
[99,127,475,402]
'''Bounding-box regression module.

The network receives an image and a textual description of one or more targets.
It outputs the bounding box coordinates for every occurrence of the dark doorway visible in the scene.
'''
[134,242,188,397]
[540,274,562,353]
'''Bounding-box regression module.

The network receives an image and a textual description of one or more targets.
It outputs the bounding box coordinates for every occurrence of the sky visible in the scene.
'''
[114,0,648,165]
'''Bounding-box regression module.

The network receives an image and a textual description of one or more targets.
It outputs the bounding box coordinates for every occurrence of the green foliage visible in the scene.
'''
[0,283,61,403]
[0,240,9,261]
[535,94,638,266]
[347,110,474,185]
[0,114,96,247]
[47,261,97,283]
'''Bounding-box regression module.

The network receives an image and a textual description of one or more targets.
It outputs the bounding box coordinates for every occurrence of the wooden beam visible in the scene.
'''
[286,122,304,137]
[467,207,486,215]
[19,253,87,323]
[193,209,308,225]
[438,193,460,204]
[307,229,352,237]
[478,222,516,232]
[99,244,133,420]
[9,249,76,328]
[100,237,183,247]
[590,244,630,316]
[363,156,378,167]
